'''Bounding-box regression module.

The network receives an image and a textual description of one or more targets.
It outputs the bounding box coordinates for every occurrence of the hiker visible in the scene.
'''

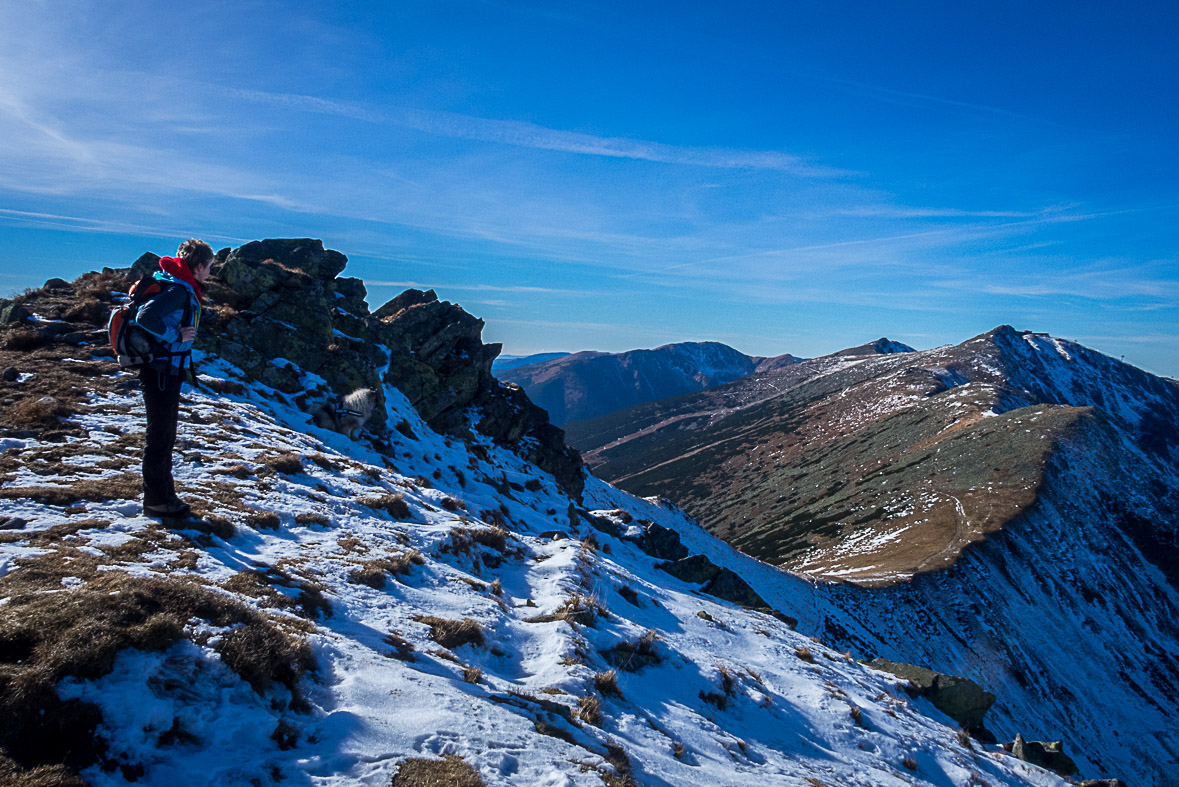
[133,239,214,519]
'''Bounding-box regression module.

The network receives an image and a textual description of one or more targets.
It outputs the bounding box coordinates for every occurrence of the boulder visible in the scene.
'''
[866,658,996,733]
[1005,734,1079,777]
[659,554,773,610]
[130,252,161,280]
[703,569,771,609]
[0,302,30,325]
[225,238,347,280]
[660,554,722,584]
[625,521,689,561]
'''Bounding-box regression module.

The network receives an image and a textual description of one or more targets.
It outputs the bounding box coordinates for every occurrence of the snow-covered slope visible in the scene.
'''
[0,350,1073,786]
[571,326,1179,785]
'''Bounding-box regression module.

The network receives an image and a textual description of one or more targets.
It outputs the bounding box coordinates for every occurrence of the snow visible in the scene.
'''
[0,354,1082,787]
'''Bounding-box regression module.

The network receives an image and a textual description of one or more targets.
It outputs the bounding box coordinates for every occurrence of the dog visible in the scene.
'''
[312,387,377,439]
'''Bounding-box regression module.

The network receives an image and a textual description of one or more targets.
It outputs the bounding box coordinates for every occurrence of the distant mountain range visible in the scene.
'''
[492,352,571,371]
[497,341,804,425]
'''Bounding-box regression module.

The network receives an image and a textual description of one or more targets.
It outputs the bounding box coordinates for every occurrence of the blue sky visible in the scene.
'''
[1,1,1177,376]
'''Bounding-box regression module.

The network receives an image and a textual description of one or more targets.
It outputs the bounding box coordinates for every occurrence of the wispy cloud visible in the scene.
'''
[218,86,849,177]
[364,280,594,296]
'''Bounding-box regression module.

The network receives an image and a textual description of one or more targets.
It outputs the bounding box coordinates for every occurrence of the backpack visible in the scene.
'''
[107,274,193,369]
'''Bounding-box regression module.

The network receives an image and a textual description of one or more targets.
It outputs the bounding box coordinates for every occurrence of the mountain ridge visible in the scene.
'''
[498,341,803,427]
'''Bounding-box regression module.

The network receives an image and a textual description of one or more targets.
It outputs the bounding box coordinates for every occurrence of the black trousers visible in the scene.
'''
[139,366,184,506]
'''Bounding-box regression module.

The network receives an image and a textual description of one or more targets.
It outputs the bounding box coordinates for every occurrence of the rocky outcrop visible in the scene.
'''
[659,554,772,610]
[1003,734,1079,777]
[865,659,996,736]
[188,239,583,497]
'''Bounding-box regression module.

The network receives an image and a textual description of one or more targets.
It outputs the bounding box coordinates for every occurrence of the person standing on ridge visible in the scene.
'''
[133,239,213,519]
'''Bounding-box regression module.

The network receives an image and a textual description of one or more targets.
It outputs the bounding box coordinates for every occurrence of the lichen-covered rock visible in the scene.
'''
[0,301,30,325]
[866,658,997,733]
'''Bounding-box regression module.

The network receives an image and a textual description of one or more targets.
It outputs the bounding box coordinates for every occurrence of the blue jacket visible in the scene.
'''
[134,271,201,374]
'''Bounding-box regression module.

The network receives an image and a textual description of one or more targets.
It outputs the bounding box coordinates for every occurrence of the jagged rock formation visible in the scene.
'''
[1,240,582,498]
[195,239,582,498]
[499,341,801,426]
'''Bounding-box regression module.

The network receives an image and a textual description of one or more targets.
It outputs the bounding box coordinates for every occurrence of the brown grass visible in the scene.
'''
[413,616,485,651]
[263,454,303,475]
[391,755,484,787]
[295,511,329,526]
[347,552,425,589]
[462,665,482,684]
[440,496,465,511]
[594,670,622,697]
[795,646,815,663]
[0,474,141,506]
[524,593,606,626]
[384,632,416,662]
[362,493,411,519]
[0,553,313,777]
[246,511,281,530]
[221,567,332,621]
[576,695,602,725]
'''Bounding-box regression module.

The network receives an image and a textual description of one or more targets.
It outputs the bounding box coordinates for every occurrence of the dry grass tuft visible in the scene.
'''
[440,496,465,511]
[462,665,483,684]
[384,632,416,662]
[263,454,303,475]
[576,695,602,725]
[0,474,141,507]
[221,567,332,621]
[391,754,485,787]
[295,511,329,526]
[795,646,815,663]
[199,377,245,395]
[362,493,411,519]
[594,669,622,697]
[524,593,606,626]
[347,551,423,589]
[246,511,281,530]
[413,615,485,651]
[902,756,918,771]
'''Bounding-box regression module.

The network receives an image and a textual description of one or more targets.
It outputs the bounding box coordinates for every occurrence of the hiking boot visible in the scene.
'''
[143,499,191,519]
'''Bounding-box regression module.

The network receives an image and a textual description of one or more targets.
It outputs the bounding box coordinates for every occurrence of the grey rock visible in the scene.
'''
[660,554,722,584]
[1006,733,1079,777]
[659,554,774,610]
[627,521,689,561]
[131,252,161,280]
[43,277,70,290]
[866,658,996,732]
[0,302,30,324]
